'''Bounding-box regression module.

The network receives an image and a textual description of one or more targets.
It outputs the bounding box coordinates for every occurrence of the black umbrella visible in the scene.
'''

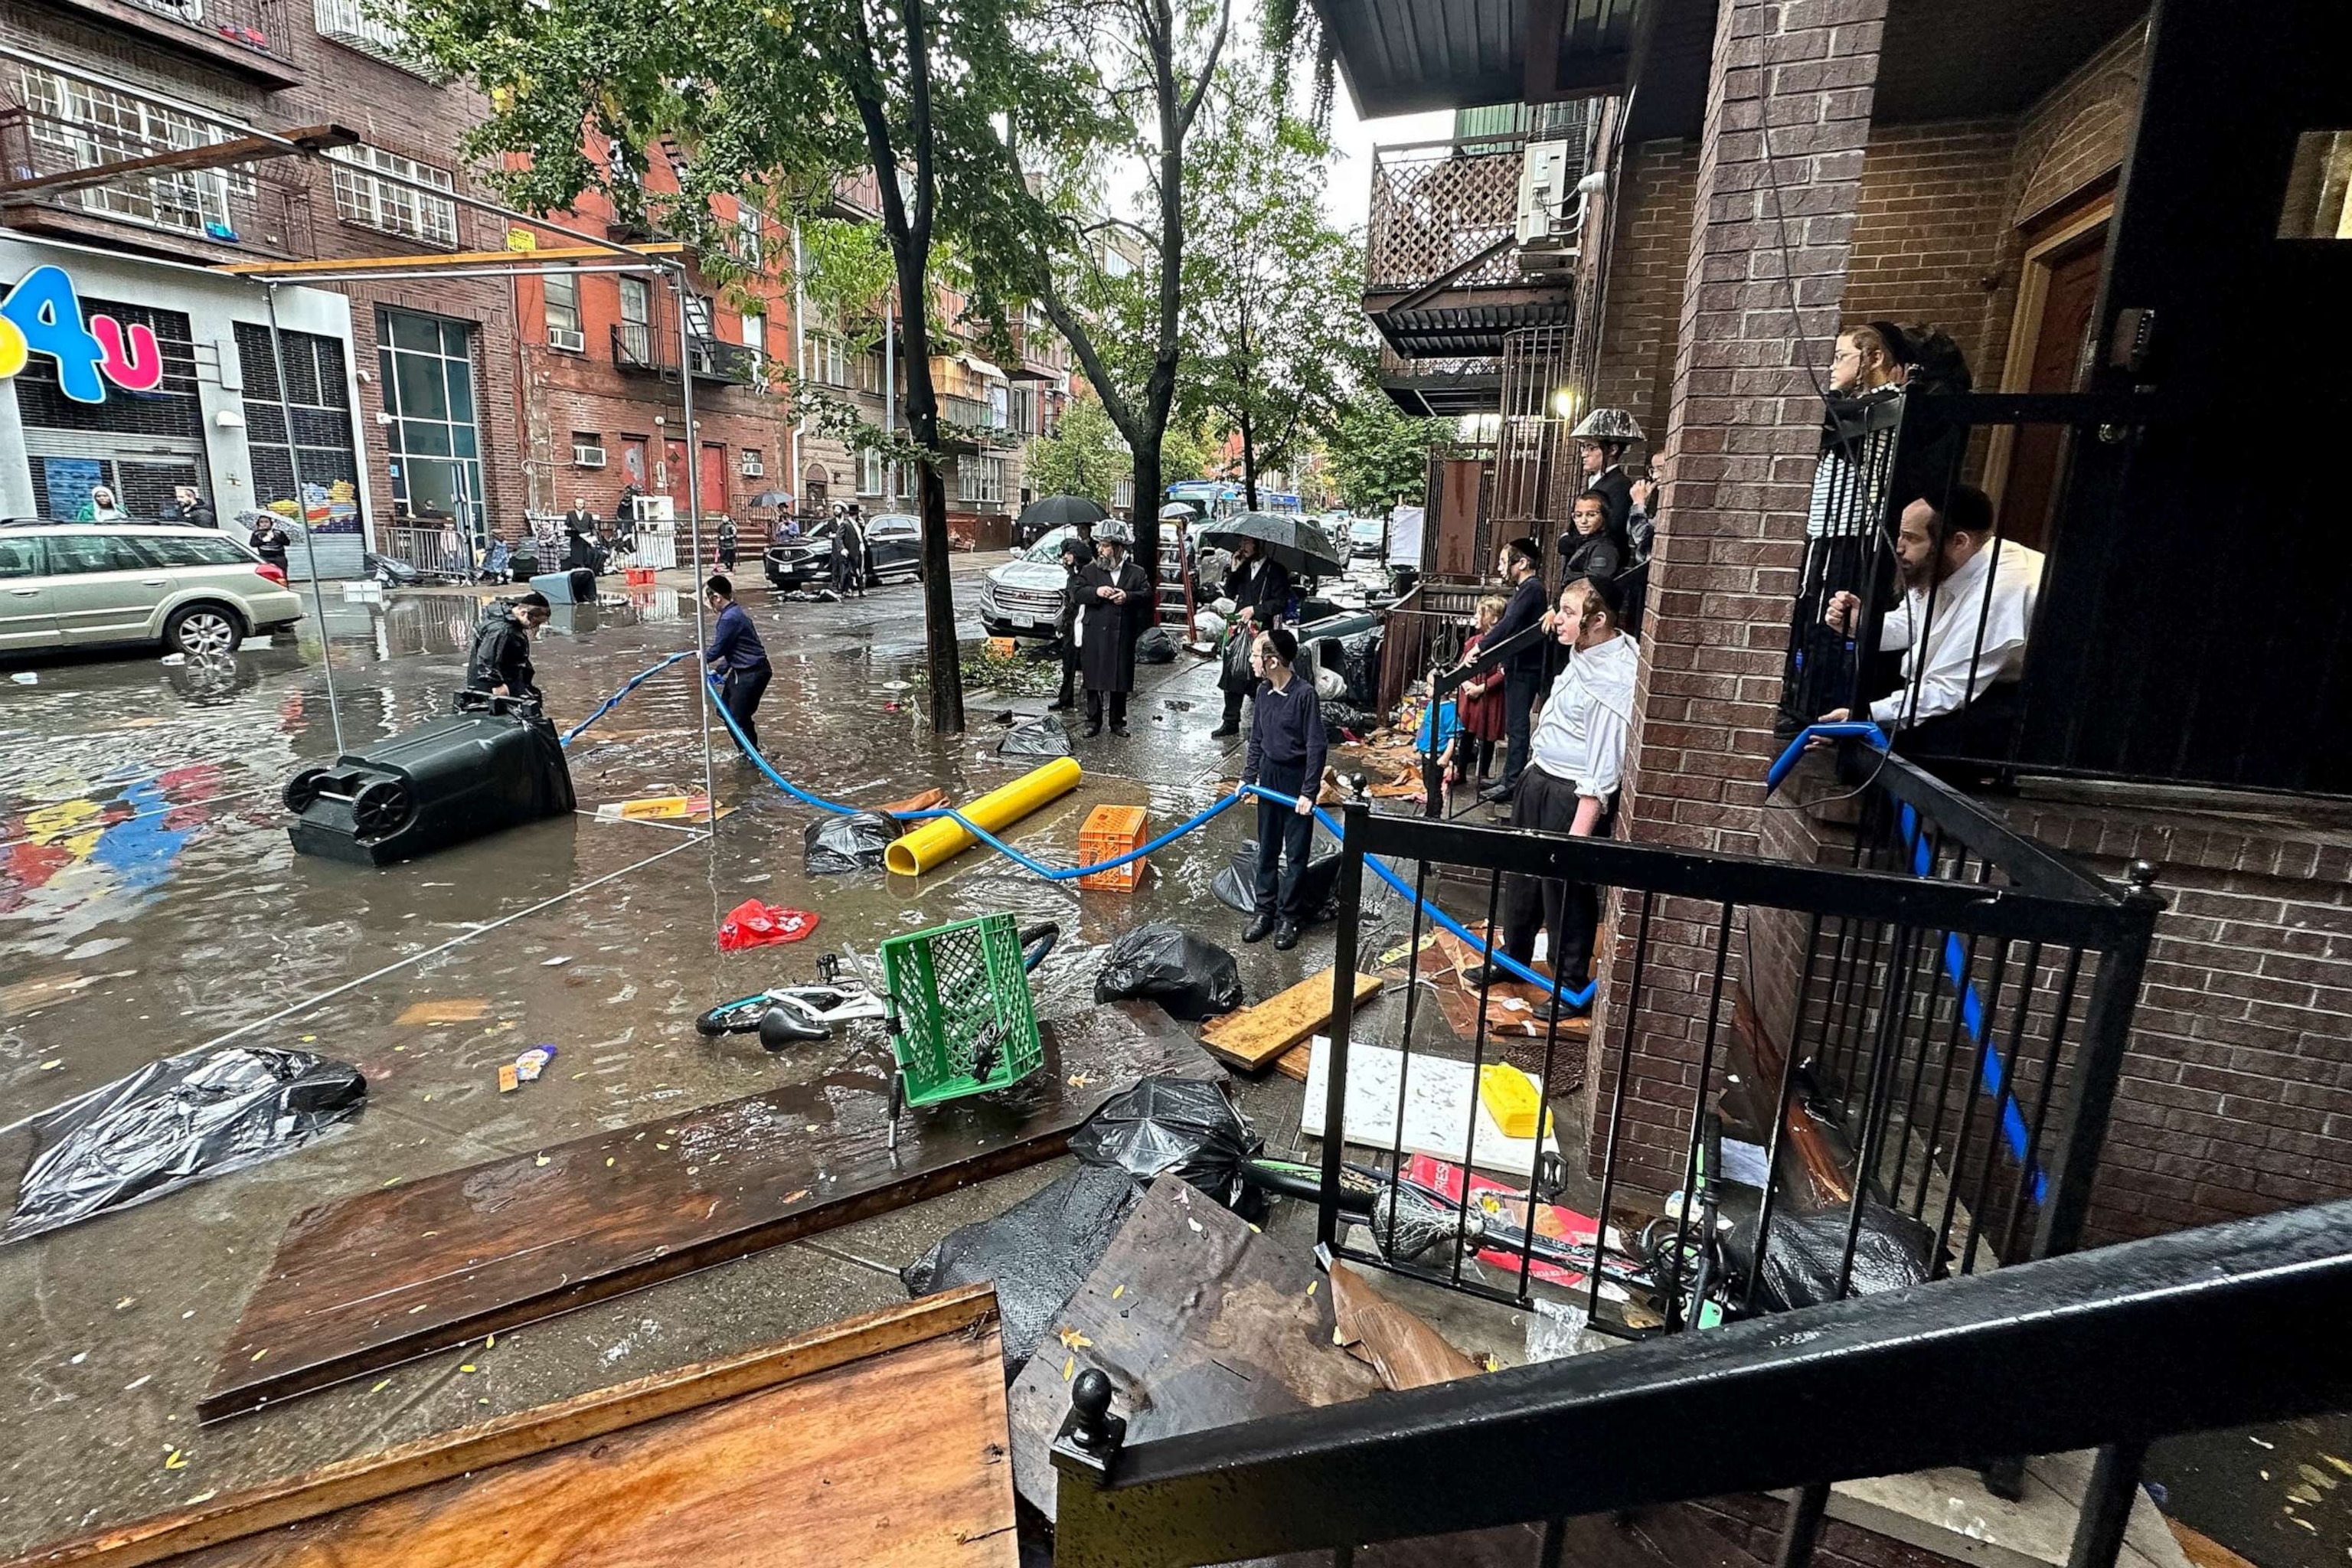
[1017,495,1108,531]
[748,489,794,509]
[1197,511,1344,577]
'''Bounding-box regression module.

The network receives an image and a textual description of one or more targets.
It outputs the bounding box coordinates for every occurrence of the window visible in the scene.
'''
[741,312,765,356]
[236,322,361,519]
[0,538,47,578]
[544,271,581,345]
[47,534,148,573]
[377,309,485,538]
[733,203,763,265]
[861,449,884,496]
[18,70,237,237]
[1113,478,1134,511]
[573,432,606,467]
[805,332,848,387]
[327,143,458,245]
[740,448,765,476]
[132,534,251,567]
[616,277,652,364]
[957,456,1005,505]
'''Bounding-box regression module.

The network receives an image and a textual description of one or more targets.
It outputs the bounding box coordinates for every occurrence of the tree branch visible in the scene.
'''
[1175,0,1230,142]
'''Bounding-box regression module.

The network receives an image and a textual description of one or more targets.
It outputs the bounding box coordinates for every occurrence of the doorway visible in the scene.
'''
[699,443,729,519]
[1989,203,2111,551]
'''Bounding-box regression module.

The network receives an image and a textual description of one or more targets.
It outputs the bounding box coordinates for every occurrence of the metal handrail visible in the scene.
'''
[1052,1196,2352,1567]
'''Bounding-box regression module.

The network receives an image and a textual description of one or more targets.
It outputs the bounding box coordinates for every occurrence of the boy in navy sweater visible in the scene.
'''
[1240,627,1326,950]
[703,575,773,752]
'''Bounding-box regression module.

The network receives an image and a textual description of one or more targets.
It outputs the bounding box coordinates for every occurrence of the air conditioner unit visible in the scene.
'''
[573,443,606,467]
[740,456,765,476]
[1515,140,1580,264]
[632,494,677,523]
[547,326,586,353]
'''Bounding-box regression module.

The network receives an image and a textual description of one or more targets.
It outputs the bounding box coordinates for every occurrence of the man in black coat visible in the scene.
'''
[166,485,217,530]
[1049,534,1086,711]
[1212,537,1293,737]
[1076,523,1152,737]
[465,592,551,706]
[1471,537,1552,801]
[562,498,597,570]
[1570,407,1644,539]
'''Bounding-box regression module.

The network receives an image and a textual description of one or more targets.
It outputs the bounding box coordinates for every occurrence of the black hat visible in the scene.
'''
[1265,626,1298,665]
[1505,536,1541,567]
[1866,320,1916,367]
[1567,571,1625,621]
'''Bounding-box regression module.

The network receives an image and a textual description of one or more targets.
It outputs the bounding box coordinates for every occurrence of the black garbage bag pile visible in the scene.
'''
[1321,701,1382,740]
[1067,1076,1263,1214]
[5,1047,366,1243]
[1744,1201,1936,1312]
[1093,923,1241,1021]
[1331,627,1383,707]
[1134,624,1178,665]
[902,1076,1261,1367]
[1209,844,1396,927]
[803,811,900,874]
[998,715,1073,758]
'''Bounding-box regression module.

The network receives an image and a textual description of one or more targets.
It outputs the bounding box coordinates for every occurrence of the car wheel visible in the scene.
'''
[165,602,242,658]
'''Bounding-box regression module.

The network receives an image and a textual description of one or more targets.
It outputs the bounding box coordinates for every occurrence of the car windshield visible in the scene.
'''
[1022,526,1078,564]
[869,514,920,535]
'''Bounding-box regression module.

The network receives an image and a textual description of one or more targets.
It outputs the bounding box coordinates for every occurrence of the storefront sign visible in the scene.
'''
[0,266,165,404]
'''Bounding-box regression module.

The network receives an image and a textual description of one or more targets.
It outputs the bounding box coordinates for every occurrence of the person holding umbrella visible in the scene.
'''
[1212,537,1291,739]
[1049,531,1086,712]
[1077,520,1152,737]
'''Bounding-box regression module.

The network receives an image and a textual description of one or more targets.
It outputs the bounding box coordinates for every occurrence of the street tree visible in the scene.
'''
[969,0,1233,576]
[1178,85,1361,509]
[404,0,1075,735]
[1327,393,1446,512]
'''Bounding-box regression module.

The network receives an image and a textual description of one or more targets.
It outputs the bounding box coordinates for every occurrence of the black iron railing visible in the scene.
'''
[1050,1195,2352,1566]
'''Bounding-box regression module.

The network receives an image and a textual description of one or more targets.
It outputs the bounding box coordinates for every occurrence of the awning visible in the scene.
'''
[961,354,1005,381]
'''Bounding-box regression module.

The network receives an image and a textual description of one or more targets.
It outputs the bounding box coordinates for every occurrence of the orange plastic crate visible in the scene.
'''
[1076,804,1151,892]
[625,566,658,586]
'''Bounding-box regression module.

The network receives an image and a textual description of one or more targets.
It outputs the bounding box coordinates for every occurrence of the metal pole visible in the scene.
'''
[263,282,345,754]
[672,266,718,818]
[884,279,897,500]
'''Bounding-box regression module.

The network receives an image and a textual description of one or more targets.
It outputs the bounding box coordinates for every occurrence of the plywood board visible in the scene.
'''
[1006,1177,1382,1521]
[201,1003,1214,1421]
[1300,1037,1559,1178]
[1199,970,1383,1071]
[14,1288,1014,1568]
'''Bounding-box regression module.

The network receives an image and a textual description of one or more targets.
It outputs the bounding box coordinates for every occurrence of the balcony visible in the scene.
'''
[311,0,445,79]
[611,321,760,387]
[938,391,1019,452]
[0,95,317,263]
[1364,131,1576,362]
[1375,341,1502,419]
[24,0,301,85]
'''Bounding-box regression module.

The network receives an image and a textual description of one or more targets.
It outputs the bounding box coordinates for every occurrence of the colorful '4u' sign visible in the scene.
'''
[0,266,166,403]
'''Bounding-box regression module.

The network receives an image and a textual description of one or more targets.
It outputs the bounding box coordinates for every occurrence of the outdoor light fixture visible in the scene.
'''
[1552,387,1580,420]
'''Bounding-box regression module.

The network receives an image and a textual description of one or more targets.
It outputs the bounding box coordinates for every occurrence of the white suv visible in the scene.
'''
[0,523,305,658]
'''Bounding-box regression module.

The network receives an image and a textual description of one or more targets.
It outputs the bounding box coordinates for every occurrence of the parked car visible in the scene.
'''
[977,524,1082,638]
[0,522,304,658]
[1348,515,1387,559]
[761,513,924,590]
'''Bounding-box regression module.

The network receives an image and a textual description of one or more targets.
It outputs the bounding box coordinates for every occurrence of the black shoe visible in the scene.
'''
[1111,722,1129,736]
[1083,719,1103,737]
[1209,724,1240,739]
[1048,698,1073,711]
[1243,912,1276,944]
[1460,963,1500,988]
[1274,921,1301,951]
[1478,780,1515,804]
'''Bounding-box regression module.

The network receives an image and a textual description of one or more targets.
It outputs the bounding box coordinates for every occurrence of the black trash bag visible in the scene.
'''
[1134,624,1178,665]
[1334,627,1383,707]
[5,1047,365,1243]
[1068,1076,1264,1213]
[1093,923,1243,1021]
[998,714,1073,758]
[1321,701,1381,740]
[1211,841,1348,925]
[803,810,901,874]
[901,1164,1142,1369]
[1749,1201,1936,1312]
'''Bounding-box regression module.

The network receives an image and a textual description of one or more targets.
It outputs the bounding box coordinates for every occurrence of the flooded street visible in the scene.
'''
[0,561,1350,1554]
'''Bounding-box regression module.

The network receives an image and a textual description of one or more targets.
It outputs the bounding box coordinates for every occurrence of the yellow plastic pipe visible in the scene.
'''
[884,756,1083,876]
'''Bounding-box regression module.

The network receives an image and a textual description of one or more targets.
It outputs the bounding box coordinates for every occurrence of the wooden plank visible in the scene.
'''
[0,126,351,201]
[15,1288,1003,1568]
[217,241,685,276]
[198,1003,1214,1422]
[1199,969,1383,1071]
[1007,1176,1383,1520]
[1729,986,1852,1207]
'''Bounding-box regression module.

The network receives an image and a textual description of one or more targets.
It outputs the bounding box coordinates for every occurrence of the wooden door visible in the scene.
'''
[1432,458,1488,578]
[2000,230,2106,550]
[699,443,729,518]
[662,437,689,496]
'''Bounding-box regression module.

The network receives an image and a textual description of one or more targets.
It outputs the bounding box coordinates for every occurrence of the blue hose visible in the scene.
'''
[560,651,696,747]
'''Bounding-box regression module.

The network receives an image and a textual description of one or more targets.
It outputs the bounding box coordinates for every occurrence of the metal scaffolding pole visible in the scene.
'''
[263,282,346,753]
[672,266,718,818]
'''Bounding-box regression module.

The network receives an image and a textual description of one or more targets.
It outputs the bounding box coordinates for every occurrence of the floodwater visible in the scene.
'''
[0,564,1353,1555]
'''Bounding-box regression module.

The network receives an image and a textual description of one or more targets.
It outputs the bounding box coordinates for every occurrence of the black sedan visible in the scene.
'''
[762,514,924,590]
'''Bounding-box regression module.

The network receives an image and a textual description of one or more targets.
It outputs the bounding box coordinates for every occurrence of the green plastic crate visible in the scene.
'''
[879,912,1044,1106]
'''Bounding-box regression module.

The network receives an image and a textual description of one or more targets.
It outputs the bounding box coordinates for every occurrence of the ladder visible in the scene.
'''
[1155,522,1194,632]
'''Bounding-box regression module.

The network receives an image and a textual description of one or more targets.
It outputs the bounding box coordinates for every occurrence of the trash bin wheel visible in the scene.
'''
[282,766,331,815]
[348,778,414,841]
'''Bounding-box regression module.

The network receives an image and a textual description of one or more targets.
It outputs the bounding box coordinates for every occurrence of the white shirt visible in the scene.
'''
[1870,540,2046,728]
[1804,387,1900,541]
[1530,632,1639,797]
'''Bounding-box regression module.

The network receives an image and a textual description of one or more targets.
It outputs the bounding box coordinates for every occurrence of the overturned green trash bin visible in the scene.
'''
[283,694,577,866]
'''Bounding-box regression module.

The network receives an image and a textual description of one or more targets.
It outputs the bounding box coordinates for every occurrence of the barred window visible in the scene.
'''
[16,68,238,237]
[957,456,1004,505]
[326,143,458,245]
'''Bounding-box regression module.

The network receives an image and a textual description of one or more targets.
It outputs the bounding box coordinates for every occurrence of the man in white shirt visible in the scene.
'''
[1822,483,2043,740]
[1465,575,1639,1013]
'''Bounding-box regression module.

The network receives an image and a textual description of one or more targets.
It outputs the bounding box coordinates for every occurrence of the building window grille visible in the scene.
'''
[326,143,458,246]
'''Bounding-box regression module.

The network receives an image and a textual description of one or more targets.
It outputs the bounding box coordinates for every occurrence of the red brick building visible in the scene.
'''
[1343,0,2351,1248]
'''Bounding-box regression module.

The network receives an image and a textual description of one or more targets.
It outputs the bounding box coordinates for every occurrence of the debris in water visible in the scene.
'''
[369,1380,390,1394]
[535,1155,550,1168]
[1056,1327,1093,1351]
[185,1490,217,1505]
[162,1450,187,1469]
[123,1376,150,1392]
[542,956,573,967]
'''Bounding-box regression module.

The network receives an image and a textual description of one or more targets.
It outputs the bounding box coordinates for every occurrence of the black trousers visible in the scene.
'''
[1501,665,1540,789]
[1501,766,1606,988]
[1220,688,1246,729]
[720,664,771,751]
[1252,766,1315,921]
[1057,634,1078,706]
[1085,690,1128,727]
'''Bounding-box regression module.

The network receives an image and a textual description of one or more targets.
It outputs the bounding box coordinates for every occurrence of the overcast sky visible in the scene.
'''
[1323,102,1453,232]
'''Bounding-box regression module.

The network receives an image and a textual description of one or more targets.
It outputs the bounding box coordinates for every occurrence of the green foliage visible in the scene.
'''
[1326,394,1446,511]
[1178,79,1366,505]
[798,217,896,351]
[1022,394,1129,508]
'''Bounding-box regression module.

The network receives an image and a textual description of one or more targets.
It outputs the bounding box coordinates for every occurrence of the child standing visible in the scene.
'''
[1448,596,1509,788]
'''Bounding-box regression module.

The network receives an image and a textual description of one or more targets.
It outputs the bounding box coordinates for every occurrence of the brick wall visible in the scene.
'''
[2009,21,2144,230]
[1844,120,2014,393]
[1588,0,1888,1191]
[1592,138,1699,465]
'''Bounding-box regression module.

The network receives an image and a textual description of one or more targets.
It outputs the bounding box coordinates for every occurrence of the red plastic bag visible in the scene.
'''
[717,899,820,951]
